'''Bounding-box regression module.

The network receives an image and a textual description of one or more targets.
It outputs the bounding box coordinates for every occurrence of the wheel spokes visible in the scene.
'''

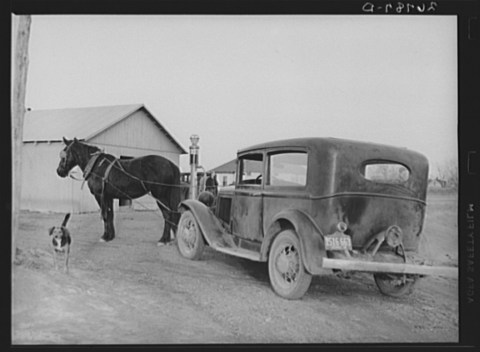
[276,244,299,284]
[182,220,196,250]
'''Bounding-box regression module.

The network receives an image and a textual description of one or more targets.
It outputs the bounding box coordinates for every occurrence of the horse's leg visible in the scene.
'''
[157,201,172,245]
[103,197,115,241]
[157,187,182,245]
[95,195,115,242]
[94,194,108,241]
[148,184,173,245]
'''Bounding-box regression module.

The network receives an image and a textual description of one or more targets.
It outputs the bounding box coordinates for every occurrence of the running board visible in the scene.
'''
[213,244,262,261]
[322,258,458,278]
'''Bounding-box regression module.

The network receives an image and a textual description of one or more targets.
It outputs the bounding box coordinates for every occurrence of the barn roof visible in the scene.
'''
[23,104,186,154]
[210,159,237,174]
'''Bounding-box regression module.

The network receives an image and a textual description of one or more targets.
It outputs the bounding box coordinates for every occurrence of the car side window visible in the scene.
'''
[267,152,308,187]
[238,153,264,185]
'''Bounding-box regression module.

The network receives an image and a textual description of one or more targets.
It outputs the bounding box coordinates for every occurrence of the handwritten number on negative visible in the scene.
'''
[362,2,438,14]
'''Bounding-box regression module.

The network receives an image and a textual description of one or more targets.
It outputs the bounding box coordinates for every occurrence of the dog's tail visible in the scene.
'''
[62,213,71,228]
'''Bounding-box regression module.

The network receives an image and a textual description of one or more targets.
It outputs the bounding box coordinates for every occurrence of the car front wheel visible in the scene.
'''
[268,230,312,299]
[177,210,205,260]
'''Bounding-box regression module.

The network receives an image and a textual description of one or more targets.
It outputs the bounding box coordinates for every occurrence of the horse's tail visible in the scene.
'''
[180,182,190,202]
[169,163,183,225]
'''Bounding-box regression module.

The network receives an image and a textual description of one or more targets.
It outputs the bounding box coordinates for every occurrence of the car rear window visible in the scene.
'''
[268,152,308,187]
[362,162,410,183]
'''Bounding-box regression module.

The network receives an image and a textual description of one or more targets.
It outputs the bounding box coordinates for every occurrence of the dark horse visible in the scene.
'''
[56,137,185,244]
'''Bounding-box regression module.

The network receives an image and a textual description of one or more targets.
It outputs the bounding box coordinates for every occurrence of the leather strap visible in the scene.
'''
[83,152,102,180]
[80,153,102,190]
[103,159,116,183]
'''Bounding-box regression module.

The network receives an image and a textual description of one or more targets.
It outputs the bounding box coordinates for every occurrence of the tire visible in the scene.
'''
[176,210,205,260]
[374,273,418,298]
[268,230,312,299]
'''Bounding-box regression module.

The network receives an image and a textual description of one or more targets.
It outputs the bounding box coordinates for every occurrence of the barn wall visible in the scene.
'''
[20,143,99,213]
[89,109,181,164]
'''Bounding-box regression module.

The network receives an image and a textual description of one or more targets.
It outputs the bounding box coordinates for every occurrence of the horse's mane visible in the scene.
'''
[75,139,103,154]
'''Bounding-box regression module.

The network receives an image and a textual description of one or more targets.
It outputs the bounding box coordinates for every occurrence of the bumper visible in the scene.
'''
[322,257,458,278]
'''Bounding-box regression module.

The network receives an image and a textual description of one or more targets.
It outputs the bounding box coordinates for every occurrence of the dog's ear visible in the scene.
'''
[63,137,71,145]
[48,227,55,236]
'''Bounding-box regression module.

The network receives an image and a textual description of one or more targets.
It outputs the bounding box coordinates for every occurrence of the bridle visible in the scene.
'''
[59,142,75,171]
[59,140,102,175]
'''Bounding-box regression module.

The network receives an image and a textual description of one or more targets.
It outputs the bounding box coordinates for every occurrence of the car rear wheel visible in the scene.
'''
[374,273,418,298]
[177,210,205,260]
[268,230,312,299]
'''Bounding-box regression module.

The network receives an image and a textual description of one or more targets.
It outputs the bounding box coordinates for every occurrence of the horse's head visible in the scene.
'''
[56,137,80,178]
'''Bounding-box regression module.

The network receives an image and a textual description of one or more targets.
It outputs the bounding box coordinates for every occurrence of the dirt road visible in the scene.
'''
[12,192,458,344]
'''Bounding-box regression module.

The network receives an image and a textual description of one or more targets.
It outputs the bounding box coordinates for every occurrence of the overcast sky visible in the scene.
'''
[22,15,457,173]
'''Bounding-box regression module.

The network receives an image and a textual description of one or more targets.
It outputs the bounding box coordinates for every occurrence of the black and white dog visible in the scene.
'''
[48,213,72,273]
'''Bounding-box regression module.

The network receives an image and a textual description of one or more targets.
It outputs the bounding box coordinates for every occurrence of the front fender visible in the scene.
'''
[178,199,226,247]
[261,209,328,275]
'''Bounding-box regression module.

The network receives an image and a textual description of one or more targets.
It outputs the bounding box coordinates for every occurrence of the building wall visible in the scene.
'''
[89,109,180,164]
[21,142,99,213]
[217,173,236,188]
[21,110,183,213]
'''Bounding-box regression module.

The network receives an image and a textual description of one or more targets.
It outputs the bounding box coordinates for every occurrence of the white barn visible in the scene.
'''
[21,104,186,213]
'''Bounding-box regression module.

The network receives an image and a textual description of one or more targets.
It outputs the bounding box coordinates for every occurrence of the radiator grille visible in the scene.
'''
[217,197,232,224]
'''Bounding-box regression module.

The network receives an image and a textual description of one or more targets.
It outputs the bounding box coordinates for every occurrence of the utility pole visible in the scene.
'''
[12,15,31,262]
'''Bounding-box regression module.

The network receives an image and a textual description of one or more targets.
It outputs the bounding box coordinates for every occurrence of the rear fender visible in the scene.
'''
[261,209,327,275]
[178,199,226,247]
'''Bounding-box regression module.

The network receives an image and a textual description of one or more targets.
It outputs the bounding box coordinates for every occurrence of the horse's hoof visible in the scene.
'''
[157,242,167,247]
[99,238,106,243]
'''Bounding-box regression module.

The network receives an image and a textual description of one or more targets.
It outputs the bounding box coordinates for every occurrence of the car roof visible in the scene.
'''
[238,137,409,154]
[236,137,429,199]
[237,137,429,169]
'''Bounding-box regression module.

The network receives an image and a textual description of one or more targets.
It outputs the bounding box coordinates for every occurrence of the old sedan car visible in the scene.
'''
[176,138,457,299]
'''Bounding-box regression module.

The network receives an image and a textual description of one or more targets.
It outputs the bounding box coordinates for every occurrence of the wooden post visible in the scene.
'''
[12,15,31,263]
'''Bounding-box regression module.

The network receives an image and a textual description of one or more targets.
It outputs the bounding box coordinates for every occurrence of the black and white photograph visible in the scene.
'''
[11,1,476,346]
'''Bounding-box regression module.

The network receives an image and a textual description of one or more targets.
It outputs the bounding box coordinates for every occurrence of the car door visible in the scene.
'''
[231,151,265,241]
[263,149,310,230]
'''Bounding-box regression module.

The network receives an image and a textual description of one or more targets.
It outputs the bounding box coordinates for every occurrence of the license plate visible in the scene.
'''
[325,234,352,251]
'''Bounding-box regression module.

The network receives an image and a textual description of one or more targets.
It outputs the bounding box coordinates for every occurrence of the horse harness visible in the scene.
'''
[82,152,149,200]
[81,152,102,187]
